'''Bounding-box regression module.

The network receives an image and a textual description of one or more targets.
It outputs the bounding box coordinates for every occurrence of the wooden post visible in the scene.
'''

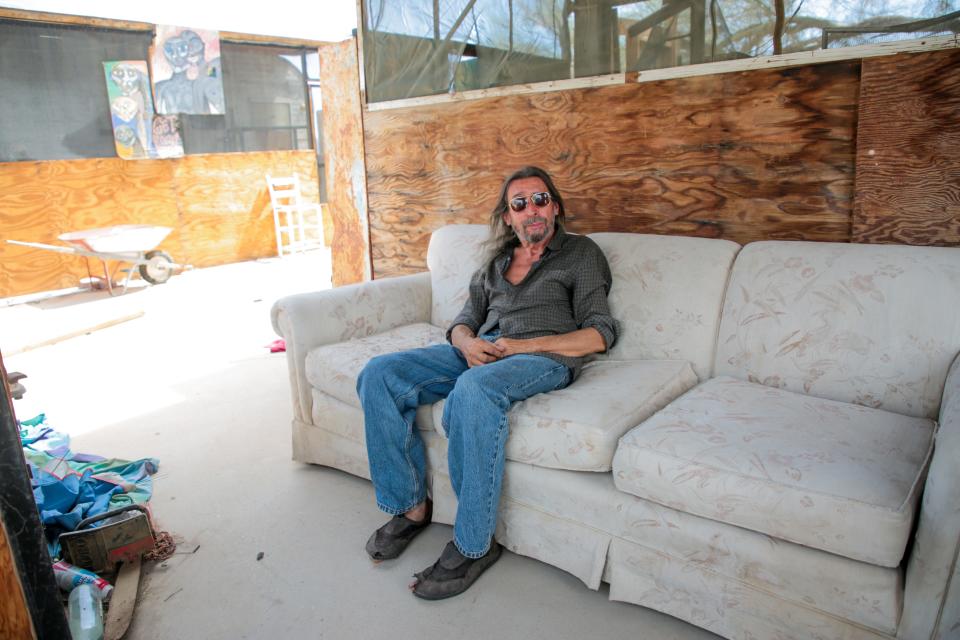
[573,1,619,77]
[319,38,373,285]
[0,354,70,638]
[690,0,706,64]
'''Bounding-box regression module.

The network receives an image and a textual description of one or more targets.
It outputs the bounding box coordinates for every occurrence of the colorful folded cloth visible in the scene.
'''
[19,414,159,558]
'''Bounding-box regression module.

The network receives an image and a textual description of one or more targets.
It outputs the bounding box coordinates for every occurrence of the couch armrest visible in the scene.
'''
[901,351,960,639]
[270,272,432,423]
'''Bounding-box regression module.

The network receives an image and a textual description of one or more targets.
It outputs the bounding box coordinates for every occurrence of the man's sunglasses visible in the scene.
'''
[509,192,552,212]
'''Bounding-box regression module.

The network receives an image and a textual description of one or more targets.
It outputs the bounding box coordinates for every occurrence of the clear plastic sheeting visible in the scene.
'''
[361,0,960,104]
[362,0,572,103]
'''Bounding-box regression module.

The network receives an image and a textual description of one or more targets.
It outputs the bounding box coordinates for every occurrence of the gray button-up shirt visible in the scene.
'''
[446,227,619,378]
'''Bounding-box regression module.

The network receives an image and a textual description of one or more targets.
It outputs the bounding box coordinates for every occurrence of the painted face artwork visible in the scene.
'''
[110,63,143,95]
[163,30,205,74]
[114,125,137,147]
[151,26,224,115]
[111,96,140,122]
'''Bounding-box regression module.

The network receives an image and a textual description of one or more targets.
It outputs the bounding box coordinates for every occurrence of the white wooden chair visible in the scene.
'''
[265,174,325,257]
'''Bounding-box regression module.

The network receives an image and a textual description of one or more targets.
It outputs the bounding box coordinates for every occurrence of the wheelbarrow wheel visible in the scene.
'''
[139,250,174,284]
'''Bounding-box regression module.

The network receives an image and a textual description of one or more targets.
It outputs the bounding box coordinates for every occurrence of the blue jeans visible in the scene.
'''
[357,341,571,558]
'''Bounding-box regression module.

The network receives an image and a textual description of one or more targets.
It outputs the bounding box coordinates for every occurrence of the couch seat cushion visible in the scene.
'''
[612,376,935,567]
[305,323,446,430]
[433,359,699,472]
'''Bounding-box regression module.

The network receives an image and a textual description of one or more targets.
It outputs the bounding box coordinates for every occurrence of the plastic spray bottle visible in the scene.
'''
[68,583,104,640]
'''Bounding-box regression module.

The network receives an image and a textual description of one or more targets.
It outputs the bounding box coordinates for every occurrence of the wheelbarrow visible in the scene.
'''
[7,224,184,295]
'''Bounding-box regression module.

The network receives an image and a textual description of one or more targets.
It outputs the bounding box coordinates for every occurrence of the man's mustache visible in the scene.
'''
[524,216,548,227]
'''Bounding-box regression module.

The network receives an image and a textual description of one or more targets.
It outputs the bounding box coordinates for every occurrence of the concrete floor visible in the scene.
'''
[3,251,718,640]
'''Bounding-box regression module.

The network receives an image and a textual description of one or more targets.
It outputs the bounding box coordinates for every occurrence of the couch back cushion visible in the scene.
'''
[715,241,960,419]
[427,224,491,329]
[589,233,740,379]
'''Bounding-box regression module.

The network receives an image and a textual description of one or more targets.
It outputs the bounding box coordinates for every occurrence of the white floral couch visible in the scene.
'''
[271,225,960,640]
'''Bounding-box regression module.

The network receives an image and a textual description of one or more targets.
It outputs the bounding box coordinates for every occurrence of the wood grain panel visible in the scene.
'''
[170,151,318,268]
[0,150,318,297]
[0,158,180,296]
[853,48,960,245]
[363,61,859,278]
[0,521,34,640]
[320,39,371,286]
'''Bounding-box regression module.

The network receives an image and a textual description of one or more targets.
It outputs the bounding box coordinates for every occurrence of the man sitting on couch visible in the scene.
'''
[357,165,619,599]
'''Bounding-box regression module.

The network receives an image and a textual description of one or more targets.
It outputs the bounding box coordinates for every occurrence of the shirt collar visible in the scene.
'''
[497,225,568,269]
[547,225,567,252]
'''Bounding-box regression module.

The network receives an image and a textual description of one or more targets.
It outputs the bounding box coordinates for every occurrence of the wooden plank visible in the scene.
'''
[0,7,153,31]
[0,150,318,298]
[365,74,625,112]
[8,311,145,357]
[852,48,960,245]
[0,521,34,640]
[103,558,141,640]
[0,8,331,47]
[320,39,372,286]
[363,61,859,278]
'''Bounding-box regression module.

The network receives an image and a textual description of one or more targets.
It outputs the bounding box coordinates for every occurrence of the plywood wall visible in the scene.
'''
[363,61,860,278]
[853,48,960,245]
[0,521,33,640]
[319,39,372,286]
[0,150,319,298]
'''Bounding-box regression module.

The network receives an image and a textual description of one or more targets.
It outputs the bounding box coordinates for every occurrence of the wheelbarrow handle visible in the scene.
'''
[75,504,151,532]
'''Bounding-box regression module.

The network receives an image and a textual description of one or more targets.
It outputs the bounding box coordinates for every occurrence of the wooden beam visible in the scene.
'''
[0,7,152,31]
[627,0,692,39]
[574,1,619,76]
[0,8,334,47]
[366,73,625,111]
[690,0,706,64]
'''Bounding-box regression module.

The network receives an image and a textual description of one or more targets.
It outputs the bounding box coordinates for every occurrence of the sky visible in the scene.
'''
[1,0,359,41]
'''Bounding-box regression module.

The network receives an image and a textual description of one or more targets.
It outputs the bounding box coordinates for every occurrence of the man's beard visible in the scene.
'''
[519,216,551,244]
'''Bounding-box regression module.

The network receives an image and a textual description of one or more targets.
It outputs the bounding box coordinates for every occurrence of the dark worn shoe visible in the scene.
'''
[411,540,502,600]
[365,500,432,561]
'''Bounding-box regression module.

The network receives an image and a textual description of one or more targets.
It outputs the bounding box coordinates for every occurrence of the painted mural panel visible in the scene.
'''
[151,115,185,158]
[103,61,185,160]
[150,26,225,115]
[103,61,154,160]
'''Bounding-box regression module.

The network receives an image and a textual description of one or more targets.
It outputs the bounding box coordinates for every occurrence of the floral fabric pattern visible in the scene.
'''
[433,359,699,471]
[500,461,900,634]
[613,376,935,567]
[426,224,491,330]
[306,322,446,423]
[271,271,432,422]
[589,233,740,380]
[275,225,960,640]
[900,354,960,639]
[715,241,960,419]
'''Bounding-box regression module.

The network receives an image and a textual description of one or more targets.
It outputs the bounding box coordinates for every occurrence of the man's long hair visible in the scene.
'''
[484,166,566,263]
